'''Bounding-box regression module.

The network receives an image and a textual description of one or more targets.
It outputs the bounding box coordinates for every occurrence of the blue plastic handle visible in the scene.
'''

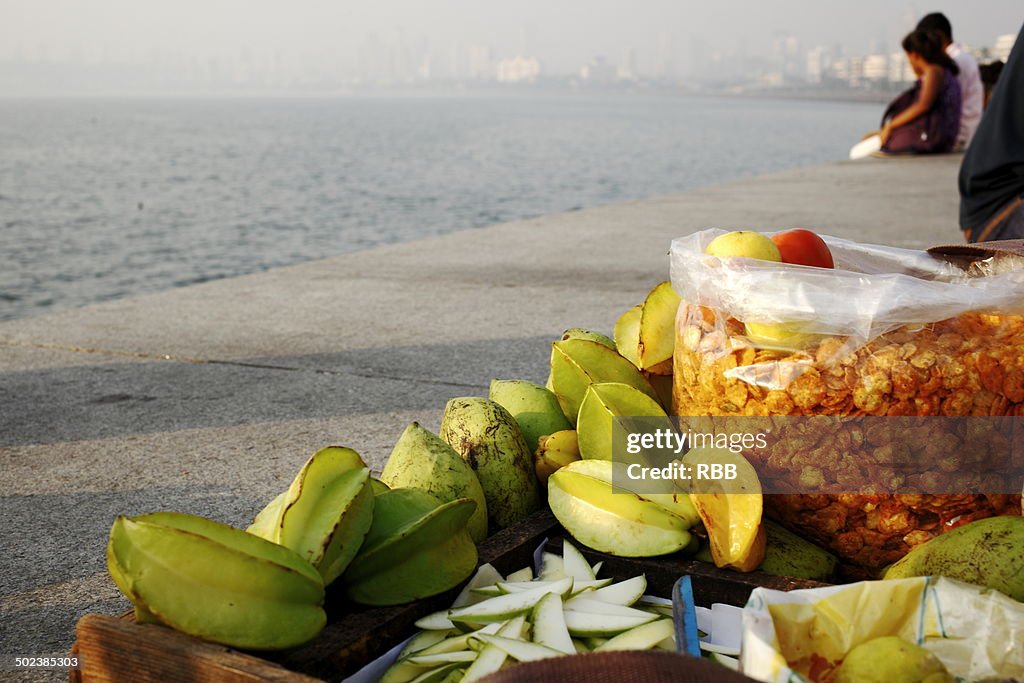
[673,575,702,657]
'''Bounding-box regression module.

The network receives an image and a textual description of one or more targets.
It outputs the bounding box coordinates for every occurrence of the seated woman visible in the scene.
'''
[871,30,961,154]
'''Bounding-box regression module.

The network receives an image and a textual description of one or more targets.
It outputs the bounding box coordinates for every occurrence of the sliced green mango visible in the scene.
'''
[576,382,670,461]
[548,466,692,557]
[561,328,617,349]
[614,305,643,368]
[382,422,488,542]
[343,489,477,605]
[108,514,324,650]
[549,339,657,426]
[637,282,681,369]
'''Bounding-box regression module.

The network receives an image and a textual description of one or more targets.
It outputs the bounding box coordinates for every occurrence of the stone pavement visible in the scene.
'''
[0,154,961,677]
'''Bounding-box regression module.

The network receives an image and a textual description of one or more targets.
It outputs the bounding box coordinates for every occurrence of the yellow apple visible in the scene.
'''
[704,231,782,262]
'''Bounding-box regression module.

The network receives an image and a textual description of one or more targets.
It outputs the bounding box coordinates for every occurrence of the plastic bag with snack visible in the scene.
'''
[670,230,1024,571]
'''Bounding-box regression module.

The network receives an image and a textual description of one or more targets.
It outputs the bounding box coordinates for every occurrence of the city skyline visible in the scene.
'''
[0,0,1020,94]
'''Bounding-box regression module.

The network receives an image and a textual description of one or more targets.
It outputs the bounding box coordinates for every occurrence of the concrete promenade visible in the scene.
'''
[0,155,962,674]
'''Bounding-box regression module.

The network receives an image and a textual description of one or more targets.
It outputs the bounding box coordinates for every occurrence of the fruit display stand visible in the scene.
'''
[70,510,824,682]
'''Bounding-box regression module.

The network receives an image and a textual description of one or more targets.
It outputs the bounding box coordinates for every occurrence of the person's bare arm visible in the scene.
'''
[881,65,944,144]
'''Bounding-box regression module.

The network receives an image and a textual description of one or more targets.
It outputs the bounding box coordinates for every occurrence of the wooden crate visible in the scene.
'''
[72,511,824,682]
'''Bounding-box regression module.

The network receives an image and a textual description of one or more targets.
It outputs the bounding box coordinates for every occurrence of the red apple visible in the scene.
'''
[770,229,834,268]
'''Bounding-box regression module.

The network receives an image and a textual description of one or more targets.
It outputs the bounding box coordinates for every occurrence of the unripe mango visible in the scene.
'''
[561,327,616,349]
[489,379,572,452]
[440,397,540,529]
[548,461,692,557]
[381,422,489,542]
[576,382,671,461]
[343,489,478,605]
[638,281,681,370]
[548,338,658,426]
[758,520,838,581]
[884,515,1024,601]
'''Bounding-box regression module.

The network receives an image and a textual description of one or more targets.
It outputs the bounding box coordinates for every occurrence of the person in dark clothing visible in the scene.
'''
[979,60,1004,109]
[959,25,1024,242]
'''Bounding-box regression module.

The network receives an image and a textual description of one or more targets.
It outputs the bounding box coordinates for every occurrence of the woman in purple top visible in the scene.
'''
[874,30,961,154]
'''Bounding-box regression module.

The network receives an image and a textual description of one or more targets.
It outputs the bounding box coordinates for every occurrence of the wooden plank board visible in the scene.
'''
[75,614,321,683]
[73,510,824,682]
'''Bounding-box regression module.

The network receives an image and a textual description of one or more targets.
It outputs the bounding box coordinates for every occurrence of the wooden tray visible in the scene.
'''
[71,511,825,682]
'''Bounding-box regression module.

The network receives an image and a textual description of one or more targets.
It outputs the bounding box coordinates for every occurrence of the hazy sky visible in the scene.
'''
[1,0,1020,80]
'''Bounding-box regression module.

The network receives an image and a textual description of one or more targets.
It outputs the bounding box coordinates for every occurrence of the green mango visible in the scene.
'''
[561,328,617,349]
[440,397,540,529]
[613,305,643,367]
[884,515,1024,600]
[548,463,692,557]
[248,447,374,585]
[107,513,325,650]
[758,520,838,581]
[489,379,572,452]
[381,422,489,542]
[343,489,478,605]
[548,338,657,426]
[576,382,671,461]
[637,281,681,370]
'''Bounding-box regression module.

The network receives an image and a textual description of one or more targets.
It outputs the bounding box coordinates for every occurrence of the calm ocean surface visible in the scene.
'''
[0,95,876,321]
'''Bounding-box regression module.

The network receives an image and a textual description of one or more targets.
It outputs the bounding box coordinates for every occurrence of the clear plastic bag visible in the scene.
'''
[669,230,1024,570]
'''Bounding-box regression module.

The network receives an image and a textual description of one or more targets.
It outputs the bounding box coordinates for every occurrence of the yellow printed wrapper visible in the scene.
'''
[740,577,1024,682]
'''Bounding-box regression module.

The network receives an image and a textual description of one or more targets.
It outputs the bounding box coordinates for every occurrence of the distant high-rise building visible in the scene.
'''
[416,53,432,80]
[831,56,866,87]
[806,46,827,83]
[391,29,414,83]
[888,51,913,84]
[467,44,494,80]
[580,56,617,85]
[657,32,674,79]
[994,34,1016,61]
[618,47,638,81]
[449,42,462,80]
[496,56,540,83]
[864,54,888,83]
[689,35,707,79]
[772,32,801,79]
[358,33,388,83]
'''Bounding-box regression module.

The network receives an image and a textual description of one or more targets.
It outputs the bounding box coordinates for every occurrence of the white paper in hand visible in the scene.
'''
[849,135,882,160]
